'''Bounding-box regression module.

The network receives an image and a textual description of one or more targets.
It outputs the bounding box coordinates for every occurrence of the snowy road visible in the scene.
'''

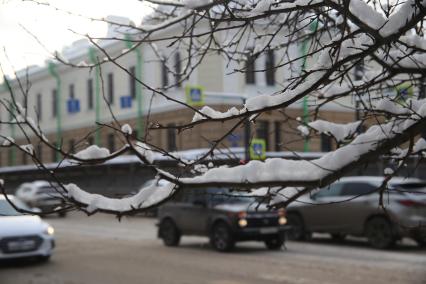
[0,212,425,284]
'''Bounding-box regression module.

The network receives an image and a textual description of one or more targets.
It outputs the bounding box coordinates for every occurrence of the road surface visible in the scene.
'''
[0,212,425,284]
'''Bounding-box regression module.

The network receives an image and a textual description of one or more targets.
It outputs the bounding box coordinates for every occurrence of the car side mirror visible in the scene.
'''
[193,200,206,207]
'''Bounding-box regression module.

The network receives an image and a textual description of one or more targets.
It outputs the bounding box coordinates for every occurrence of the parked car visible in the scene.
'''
[157,187,289,252]
[0,195,55,261]
[286,176,426,249]
[15,180,66,217]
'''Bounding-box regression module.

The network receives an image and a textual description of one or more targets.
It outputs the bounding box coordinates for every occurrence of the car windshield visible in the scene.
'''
[391,182,426,193]
[207,188,257,205]
[0,199,31,216]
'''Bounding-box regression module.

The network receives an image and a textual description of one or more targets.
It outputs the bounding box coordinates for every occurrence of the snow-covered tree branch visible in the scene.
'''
[1,0,426,216]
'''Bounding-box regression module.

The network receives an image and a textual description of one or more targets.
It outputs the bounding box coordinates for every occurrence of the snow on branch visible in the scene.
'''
[66,181,177,214]
[74,145,111,160]
[176,102,426,187]
[308,120,361,142]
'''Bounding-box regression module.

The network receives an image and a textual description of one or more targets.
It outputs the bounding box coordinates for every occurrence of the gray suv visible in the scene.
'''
[157,187,289,252]
[287,176,426,249]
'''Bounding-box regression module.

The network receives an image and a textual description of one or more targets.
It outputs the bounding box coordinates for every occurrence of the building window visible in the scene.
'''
[321,133,332,152]
[174,52,181,87]
[52,89,57,118]
[265,50,275,86]
[107,73,114,104]
[69,84,75,99]
[36,93,42,121]
[167,124,177,151]
[274,121,281,151]
[129,66,136,99]
[107,133,115,152]
[256,121,270,151]
[87,79,93,110]
[161,60,168,87]
[245,52,256,84]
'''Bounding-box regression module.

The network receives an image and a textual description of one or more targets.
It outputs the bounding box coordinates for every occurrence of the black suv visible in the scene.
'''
[157,187,289,252]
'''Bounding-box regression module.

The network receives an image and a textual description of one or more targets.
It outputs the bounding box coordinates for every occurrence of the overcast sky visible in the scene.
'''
[0,0,151,77]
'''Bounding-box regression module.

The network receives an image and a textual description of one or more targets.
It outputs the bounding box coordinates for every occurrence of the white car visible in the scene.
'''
[0,195,55,261]
[15,180,66,217]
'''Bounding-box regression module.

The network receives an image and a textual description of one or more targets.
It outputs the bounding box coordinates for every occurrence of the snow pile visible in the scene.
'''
[413,138,426,153]
[251,0,274,15]
[183,0,212,9]
[391,138,426,158]
[74,145,110,160]
[379,0,426,37]
[297,125,309,137]
[66,181,176,213]
[375,99,408,115]
[135,142,155,163]
[77,61,88,67]
[308,120,361,142]
[121,124,133,135]
[375,99,426,115]
[192,106,243,122]
[2,137,14,146]
[384,167,394,175]
[20,144,34,155]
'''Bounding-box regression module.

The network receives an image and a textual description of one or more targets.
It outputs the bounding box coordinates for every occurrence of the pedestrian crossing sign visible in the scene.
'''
[185,85,205,107]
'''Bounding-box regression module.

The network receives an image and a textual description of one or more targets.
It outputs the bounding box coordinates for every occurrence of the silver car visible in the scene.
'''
[15,181,66,217]
[286,176,426,249]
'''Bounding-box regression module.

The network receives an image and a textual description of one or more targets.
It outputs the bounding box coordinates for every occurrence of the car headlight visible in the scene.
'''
[44,225,55,236]
[278,217,287,225]
[238,218,248,227]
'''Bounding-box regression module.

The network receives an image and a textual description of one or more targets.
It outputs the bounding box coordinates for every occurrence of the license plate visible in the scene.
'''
[7,240,36,252]
[260,228,278,234]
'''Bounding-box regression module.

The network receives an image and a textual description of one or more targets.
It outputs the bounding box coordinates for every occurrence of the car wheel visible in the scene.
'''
[330,233,346,242]
[264,233,285,250]
[286,213,310,241]
[159,219,181,247]
[210,222,235,252]
[365,217,396,249]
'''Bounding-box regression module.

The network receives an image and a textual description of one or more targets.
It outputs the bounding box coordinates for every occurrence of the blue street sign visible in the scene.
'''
[185,85,205,106]
[120,96,132,109]
[67,99,80,114]
[250,139,266,160]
